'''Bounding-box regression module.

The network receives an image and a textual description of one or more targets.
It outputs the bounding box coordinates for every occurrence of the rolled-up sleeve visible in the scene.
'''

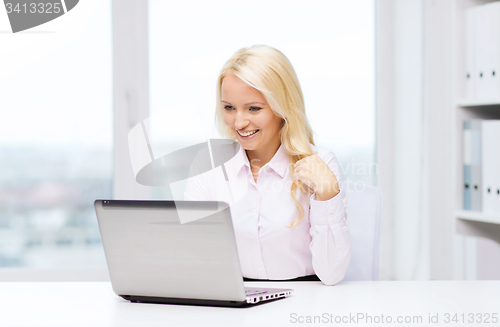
[308,155,351,286]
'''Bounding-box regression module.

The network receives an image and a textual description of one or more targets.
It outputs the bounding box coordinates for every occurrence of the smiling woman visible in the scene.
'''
[185,45,351,285]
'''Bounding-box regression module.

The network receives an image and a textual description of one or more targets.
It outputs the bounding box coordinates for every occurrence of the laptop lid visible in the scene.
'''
[94,200,246,302]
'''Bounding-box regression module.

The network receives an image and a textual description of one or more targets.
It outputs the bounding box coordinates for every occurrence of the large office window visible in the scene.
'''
[0,2,112,268]
[148,0,375,199]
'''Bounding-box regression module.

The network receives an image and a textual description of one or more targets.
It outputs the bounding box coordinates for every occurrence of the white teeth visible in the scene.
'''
[238,130,258,137]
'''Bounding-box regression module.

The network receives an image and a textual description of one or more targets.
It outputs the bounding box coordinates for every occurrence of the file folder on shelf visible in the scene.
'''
[464,7,476,100]
[489,3,500,98]
[470,120,482,211]
[475,4,490,99]
[463,121,472,210]
[463,120,482,211]
[481,120,500,213]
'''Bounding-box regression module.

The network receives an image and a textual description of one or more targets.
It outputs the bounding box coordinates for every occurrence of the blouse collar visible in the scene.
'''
[233,142,289,179]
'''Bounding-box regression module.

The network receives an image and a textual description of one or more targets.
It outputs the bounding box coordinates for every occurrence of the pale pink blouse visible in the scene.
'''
[184,143,351,285]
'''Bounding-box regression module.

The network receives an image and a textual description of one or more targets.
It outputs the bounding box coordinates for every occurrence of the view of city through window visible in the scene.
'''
[0,145,111,267]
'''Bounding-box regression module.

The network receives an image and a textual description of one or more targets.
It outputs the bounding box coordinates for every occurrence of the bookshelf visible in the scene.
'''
[453,0,500,244]
[456,210,500,224]
[456,99,500,107]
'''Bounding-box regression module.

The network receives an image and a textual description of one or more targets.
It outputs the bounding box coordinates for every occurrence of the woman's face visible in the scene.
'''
[221,74,283,152]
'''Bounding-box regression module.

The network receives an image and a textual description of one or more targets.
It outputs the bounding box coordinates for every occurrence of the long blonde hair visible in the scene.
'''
[215,45,315,227]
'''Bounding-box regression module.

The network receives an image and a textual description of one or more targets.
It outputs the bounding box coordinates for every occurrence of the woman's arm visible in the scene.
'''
[297,153,351,285]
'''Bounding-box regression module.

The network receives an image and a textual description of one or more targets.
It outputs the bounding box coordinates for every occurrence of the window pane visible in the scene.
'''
[0,2,112,268]
[149,0,375,197]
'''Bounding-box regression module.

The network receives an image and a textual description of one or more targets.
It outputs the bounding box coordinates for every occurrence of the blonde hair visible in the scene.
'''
[215,45,315,227]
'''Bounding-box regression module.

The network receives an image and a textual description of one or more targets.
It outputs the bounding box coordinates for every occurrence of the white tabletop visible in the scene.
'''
[0,281,498,327]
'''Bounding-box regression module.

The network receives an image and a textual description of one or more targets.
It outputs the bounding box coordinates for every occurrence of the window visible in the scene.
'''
[0,1,112,269]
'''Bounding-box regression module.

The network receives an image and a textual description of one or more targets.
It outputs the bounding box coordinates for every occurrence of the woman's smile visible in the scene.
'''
[237,129,259,139]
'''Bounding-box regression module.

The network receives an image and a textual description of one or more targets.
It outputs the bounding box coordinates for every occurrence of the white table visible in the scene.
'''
[0,281,498,327]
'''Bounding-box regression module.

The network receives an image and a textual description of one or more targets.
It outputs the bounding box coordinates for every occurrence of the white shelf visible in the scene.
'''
[451,0,500,281]
[455,210,500,225]
[456,99,500,107]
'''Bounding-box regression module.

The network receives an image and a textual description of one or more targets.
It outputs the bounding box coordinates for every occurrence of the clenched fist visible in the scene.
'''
[293,154,340,201]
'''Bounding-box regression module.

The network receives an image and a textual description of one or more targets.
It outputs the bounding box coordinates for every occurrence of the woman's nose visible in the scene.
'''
[234,111,249,129]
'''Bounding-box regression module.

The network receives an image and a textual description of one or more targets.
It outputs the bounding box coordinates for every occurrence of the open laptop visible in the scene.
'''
[94,199,293,307]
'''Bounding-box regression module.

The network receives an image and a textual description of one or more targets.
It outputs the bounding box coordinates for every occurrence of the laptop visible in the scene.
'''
[94,199,293,307]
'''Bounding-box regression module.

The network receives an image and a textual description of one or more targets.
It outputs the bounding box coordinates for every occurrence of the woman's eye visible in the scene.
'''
[224,105,261,111]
